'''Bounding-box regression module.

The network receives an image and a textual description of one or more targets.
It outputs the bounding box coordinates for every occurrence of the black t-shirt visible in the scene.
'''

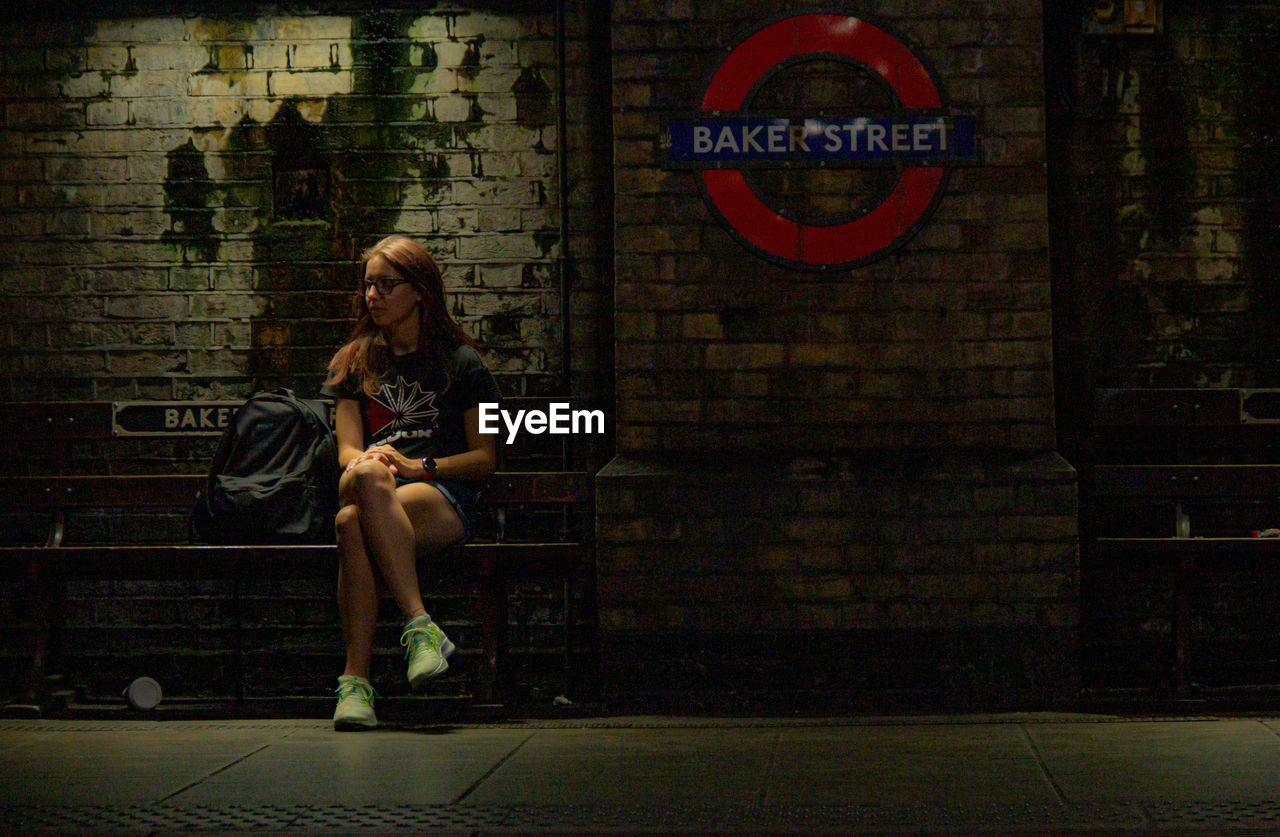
[320,343,501,465]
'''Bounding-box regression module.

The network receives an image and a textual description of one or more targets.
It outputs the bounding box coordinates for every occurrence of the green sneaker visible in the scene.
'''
[400,615,456,689]
[332,675,377,731]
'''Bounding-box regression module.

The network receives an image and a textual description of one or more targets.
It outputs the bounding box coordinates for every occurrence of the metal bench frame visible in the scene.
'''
[1088,388,1280,694]
[0,398,595,716]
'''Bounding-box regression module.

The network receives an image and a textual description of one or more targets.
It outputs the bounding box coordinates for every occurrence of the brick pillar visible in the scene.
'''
[597,2,1078,709]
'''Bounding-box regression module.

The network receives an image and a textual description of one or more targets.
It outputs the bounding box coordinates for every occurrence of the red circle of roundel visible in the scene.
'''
[700,14,946,268]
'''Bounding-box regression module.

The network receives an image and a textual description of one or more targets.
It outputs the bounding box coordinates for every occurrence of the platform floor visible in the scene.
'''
[5,712,1280,834]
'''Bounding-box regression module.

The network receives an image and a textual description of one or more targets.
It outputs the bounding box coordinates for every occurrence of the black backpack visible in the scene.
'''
[191,389,340,545]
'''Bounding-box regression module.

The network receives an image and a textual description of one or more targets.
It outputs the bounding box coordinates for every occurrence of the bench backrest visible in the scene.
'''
[0,396,594,546]
[0,396,589,454]
[1087,388,1280,538]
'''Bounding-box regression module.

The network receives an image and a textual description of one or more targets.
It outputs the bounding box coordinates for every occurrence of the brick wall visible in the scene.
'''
[1048,3,1280,445]
[612,4,1054,455]
[598,1,1078,709]
[0,2,609,406]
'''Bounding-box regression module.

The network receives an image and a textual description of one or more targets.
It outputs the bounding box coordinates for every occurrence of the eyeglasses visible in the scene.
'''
[362,276,409,296]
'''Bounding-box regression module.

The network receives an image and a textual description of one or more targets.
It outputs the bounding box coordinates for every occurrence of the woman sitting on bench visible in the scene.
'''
[321,234,500,731]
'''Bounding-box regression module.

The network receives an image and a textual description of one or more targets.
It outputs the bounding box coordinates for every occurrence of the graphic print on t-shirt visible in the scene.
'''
[366,376,439,444]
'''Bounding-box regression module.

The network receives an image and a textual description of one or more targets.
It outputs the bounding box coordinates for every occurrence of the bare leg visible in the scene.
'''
[333,463,467,680]
[346,461,428,620]
[335,504,378,680]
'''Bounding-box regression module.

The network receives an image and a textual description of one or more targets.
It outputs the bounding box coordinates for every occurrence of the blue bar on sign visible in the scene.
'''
[666,117,977,164]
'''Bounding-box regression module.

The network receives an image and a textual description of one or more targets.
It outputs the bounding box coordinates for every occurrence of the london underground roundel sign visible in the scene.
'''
[666,14,978,271]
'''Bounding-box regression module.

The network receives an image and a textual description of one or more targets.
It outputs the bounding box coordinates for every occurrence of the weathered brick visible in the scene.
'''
[104,295,188,320]
[126,43,208,72]
[85,45,131,72]
[84,268,167,293]
[108,70,188,99]
[187,71,269,98]
[107,350,185,375]
[95,18,186,42]
[186,294,269,319]
[125,98,190,127]
[705,343,785,370]
[58,73,110,99]
[267,70,350,98]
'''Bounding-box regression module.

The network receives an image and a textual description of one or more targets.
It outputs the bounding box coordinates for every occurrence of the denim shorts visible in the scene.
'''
[394,476,483,541]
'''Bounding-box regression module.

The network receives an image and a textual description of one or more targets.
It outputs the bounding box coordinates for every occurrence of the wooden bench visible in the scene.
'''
[1086,388,1280,694]
[0,397,596,717]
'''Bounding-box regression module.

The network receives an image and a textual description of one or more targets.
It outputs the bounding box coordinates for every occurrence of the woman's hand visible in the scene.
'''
[346,445,423,478]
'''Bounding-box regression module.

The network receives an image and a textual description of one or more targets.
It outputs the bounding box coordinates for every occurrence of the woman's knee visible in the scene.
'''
[346,460,397,504]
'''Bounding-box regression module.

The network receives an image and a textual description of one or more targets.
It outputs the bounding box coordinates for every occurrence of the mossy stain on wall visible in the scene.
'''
[162,138,218,264]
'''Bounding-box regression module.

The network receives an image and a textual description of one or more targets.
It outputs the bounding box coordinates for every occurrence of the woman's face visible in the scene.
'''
[363,253,423,332]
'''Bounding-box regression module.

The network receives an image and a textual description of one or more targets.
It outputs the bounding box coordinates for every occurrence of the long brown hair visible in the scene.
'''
[325,235,478,396]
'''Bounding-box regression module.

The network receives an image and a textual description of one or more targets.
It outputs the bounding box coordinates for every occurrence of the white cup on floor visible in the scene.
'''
[123,677,162,710]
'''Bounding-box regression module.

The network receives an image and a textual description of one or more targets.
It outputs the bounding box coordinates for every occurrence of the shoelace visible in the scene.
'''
[335,680,376,705]
[400,623,440,658]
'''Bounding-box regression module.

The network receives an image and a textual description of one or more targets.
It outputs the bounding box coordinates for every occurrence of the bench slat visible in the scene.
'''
[1095,537,1280,558]
[486,471,593,504]
[2,475,201,507]
[0,398,595,713]
[1,472,593,509]
[1086,387,1280,697]
[0,542,586,578]
[6,397,588,441]
[1093,465,1280,497]
[0,402,113,440]
[1093,388,1241,426]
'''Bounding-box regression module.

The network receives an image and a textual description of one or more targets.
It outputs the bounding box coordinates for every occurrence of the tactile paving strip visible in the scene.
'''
[1144,800,1280,829]
[8,804,297,830]
[496,801,1149,831]
[0,720,326,733]
[3,801,1235,833]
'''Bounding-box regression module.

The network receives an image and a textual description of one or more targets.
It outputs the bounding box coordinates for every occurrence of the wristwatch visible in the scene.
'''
[420,457,438,480]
